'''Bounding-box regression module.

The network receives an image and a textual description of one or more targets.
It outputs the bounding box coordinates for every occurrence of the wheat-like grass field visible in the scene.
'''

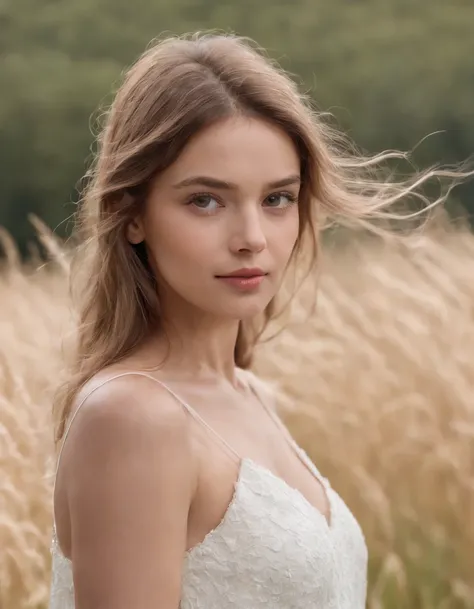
[1,217,473,609]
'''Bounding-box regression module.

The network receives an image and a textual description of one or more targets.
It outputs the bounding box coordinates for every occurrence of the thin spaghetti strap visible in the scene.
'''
[128,372,242,463]
[241,370,288,434]
[244,371,330,489]
[54,371,242,486]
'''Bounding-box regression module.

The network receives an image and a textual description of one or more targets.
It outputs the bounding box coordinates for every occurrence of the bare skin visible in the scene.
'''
[54,116,331,609]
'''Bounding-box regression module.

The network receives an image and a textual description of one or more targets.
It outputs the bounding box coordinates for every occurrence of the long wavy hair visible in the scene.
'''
[52,31,470,445]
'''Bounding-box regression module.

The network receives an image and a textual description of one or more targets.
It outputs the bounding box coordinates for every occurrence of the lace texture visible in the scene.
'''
[48,370,368,608]
[49,450,368,609]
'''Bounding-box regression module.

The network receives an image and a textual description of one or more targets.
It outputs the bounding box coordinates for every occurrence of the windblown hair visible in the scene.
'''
[52,31,470,445]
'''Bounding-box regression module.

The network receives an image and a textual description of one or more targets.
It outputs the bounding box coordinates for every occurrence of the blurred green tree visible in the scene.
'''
[0,0,473,254]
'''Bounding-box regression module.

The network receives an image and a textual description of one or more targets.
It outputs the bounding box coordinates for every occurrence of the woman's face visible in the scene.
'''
[127,115,301,321]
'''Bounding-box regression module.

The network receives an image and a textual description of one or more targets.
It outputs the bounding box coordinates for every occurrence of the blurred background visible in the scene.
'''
[1,0,473,254]
[1,1,473,609]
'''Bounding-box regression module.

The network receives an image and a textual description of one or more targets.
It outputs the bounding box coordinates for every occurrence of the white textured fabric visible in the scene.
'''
[48,373,368,608]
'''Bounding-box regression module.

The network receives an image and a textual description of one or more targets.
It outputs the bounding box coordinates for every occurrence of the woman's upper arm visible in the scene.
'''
[63,378,195,609]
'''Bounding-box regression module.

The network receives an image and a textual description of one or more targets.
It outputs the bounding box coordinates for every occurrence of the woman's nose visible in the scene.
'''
[228,209,267,254]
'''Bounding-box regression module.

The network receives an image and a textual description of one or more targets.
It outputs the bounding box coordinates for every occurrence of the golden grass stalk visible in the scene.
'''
[1,216,473,609]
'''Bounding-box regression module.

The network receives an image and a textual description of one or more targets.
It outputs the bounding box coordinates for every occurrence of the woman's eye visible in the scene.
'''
[265,192,297,208]
[188,194,220,212]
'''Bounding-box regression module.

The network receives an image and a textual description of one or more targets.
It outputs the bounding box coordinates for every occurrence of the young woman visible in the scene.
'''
[48,32,466,609]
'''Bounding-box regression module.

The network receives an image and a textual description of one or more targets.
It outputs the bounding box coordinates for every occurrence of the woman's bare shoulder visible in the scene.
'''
[58,366,195,500]
[60,367,195,608]
[68,366,190,446]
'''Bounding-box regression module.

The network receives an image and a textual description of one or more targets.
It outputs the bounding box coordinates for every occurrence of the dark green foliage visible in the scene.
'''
[1,0,473,254]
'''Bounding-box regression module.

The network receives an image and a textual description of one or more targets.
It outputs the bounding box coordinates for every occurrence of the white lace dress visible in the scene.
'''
[49,372,368,609]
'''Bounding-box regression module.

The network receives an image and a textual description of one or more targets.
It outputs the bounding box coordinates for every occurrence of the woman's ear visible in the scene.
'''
[126,217,145,244]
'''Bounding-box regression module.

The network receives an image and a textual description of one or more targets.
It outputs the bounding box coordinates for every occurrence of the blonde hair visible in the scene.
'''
[52,31,471,445]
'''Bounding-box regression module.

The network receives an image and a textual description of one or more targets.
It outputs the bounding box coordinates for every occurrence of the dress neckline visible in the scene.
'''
[53,450,335,565]
[184,455,334,560]
[52,369,334,563]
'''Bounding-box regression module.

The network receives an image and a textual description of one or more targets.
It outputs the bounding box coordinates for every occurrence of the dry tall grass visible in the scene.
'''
[0,217,473,609]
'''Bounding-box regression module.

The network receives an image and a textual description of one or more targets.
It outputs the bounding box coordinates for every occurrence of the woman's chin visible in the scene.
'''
[219,299,273,321]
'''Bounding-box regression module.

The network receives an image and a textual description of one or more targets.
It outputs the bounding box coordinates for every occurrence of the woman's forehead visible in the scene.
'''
[156,116,300,189]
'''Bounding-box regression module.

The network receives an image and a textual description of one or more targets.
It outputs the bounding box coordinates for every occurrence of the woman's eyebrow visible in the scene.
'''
[172,174,301,190]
